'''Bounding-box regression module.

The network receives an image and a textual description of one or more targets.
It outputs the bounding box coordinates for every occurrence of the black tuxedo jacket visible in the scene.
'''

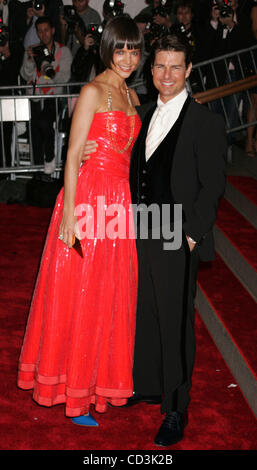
[129,98,227,261]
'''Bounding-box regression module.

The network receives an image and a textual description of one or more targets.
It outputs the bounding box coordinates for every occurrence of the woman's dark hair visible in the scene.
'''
[150,33,192,68]
[100,16,144,69]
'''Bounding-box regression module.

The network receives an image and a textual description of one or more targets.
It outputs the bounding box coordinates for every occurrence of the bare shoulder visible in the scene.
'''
[72,81,106,117]
[128,87,141,106]
[79,82,102,105]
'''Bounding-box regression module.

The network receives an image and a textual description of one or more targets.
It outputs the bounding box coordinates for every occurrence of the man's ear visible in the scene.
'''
[185,62,192,79]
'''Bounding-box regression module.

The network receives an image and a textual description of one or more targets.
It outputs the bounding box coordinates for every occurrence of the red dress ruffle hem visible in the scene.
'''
[17,111,141,416]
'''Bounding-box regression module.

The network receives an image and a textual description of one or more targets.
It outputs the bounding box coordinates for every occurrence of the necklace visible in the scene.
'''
[106,84,135,154]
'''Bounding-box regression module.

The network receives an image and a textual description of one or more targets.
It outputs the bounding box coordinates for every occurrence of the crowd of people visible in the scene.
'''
[0,0,257,172]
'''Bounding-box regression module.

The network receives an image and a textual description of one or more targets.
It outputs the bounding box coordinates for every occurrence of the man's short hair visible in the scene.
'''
[100,16,144,69]
[175,0,193,15]
[150,34,192,68]
[35,16,54,30]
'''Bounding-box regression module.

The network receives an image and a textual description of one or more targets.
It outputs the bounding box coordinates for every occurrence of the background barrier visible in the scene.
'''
[1,45,257,178]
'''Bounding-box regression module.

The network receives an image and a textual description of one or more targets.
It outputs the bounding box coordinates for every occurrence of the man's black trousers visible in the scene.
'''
[31,99,56,165]
[133,234,199,414]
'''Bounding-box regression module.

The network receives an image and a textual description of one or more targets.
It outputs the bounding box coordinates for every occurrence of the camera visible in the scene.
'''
[32,1,44,11]
[153,0,172,17]
[145,21,168,42]
[87,23,104,49]
[0,24,8,47]
[144,0,171,50]
[213,0,233,19]
[170,22,195,48]
[32,45,55,78]
[60,5,80,33]
[103,0,125,18]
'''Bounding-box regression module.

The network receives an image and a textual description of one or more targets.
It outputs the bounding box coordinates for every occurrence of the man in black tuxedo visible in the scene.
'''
[127,33,227,446]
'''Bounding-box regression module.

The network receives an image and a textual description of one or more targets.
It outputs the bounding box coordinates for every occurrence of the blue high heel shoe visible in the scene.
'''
[71,413,99,426]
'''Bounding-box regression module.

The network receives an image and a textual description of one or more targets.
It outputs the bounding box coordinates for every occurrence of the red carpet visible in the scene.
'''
[216,198,257,271]
[0,203,256,450]
[227,176,257,206]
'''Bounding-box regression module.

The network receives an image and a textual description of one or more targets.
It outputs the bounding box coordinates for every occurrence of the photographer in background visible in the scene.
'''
[8,0,63,46]
[128,12,152,103]
[171,1,205,92]
[60,0,101,57]
[138,0,175,28]
[173,0,203,62]
[71,0,126,85]
[20,16,72,174]
[23,0,45,49]
[70,22,103,85]
[0,24,24,171]
[202,1,242,151]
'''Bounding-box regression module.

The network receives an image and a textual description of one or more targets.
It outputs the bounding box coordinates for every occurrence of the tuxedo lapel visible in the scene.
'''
[146,96,192,166]
[171,99,194,181]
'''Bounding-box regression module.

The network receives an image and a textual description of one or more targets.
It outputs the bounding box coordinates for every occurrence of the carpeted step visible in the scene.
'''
[225,176,257,230]
[214,197,257,301]
[227,175,257,206]
[196,253,257,418]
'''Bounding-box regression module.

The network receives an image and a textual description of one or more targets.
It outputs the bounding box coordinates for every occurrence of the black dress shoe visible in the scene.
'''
[154,411,188,447]
[123,393,162,407]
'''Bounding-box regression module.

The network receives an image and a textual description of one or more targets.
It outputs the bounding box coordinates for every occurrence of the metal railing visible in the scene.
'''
[1,44,257,178]
[0,83,82,178]
[188,44,257,136]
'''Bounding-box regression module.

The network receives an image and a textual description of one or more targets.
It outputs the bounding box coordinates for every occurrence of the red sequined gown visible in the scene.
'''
[17,111,141,416]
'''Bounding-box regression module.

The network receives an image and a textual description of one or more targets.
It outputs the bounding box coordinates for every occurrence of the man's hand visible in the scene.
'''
[186,235,196,252]
[27,45,35,61]
[82,140,98,161]
[84,34,95,51]
[0,42,10,59]
[211,5,220,22]
[35,4,45,17]
[219,12,235,30]
[27,4,45,23]
[60,15,68,28]
[153,14,172,28]
[26,7,34,24]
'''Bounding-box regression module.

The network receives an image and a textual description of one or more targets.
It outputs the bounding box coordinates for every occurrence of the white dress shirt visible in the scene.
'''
[145,88,188,162]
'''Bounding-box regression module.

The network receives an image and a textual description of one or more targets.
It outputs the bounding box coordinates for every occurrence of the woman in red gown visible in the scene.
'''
[17,16,143,424]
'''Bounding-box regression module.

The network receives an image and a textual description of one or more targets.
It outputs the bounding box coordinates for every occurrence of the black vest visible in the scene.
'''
[136,97,191,229]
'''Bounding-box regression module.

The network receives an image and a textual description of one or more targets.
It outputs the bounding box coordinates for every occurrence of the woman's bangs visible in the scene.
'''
[114,31,143,52]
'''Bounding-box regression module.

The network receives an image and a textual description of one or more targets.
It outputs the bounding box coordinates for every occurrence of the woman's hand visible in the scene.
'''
[58,211,78,249]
